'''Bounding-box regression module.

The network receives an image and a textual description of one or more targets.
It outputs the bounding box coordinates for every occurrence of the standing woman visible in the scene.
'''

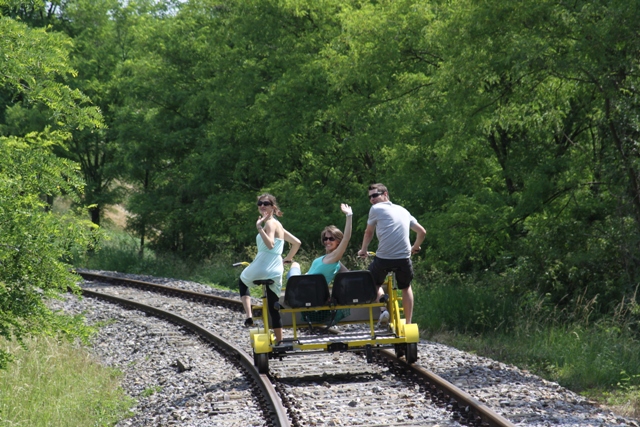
[239,193,301,343]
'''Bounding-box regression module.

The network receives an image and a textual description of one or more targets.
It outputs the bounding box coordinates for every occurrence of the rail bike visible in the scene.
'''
[234,258,420,374]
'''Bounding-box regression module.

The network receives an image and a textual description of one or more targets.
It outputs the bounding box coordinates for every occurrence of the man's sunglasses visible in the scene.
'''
[257,201,273,207]
[322,236,336,242]
[369,192,383,199]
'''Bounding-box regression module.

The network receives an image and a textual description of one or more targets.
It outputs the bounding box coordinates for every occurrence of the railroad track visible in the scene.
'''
[76,270,516,427]
[80,285,289,427]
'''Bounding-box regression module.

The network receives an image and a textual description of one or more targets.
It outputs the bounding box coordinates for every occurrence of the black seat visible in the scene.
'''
[252,279,274,286]
[331,271,377,305]
[284,274,330,308]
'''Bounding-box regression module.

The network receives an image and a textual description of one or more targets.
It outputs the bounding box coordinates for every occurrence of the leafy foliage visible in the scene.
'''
[0,13,101,368]
[5,0,640,324]
[74,0,639,321]
[0,135,97,368]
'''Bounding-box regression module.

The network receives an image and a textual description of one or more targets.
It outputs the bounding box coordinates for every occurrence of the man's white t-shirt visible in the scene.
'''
[367,201,417,259]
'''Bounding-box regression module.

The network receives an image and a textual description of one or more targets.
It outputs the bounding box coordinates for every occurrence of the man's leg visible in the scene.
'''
[402,286,413,324]
[393,258,414,323]
[368,257,388,302]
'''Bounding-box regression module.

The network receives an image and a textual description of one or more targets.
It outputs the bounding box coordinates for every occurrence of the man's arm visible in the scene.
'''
[357,224,376,257]
[410,222,426,255]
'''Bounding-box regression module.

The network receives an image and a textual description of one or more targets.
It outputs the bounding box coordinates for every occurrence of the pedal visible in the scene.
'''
[273,340,295,353]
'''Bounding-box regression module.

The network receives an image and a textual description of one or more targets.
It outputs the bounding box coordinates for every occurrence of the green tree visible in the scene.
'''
[389,0,640,310]
[0,14,102,368]
[21,0,635,319]
[304,0,640,312]
[115,0,366,257]
[53,0,136,225]
[0,0,63,27]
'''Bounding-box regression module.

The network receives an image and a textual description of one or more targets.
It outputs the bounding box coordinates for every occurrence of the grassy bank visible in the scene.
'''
[0,335,134,427]
[428,326,640,419]
[413,273,640,419]
[74,227,640,421]
[77,228,241,288]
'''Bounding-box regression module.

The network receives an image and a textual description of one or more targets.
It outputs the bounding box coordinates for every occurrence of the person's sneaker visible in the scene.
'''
[244,318,254,328]
[273,340,294,352]
[377,309,390,328]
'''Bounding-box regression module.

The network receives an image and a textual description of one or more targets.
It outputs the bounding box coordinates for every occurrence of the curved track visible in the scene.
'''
[80,286,290,427]
[77,271,515,427]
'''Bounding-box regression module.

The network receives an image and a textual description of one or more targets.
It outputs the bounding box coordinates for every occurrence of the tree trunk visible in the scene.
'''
[89,205,101,226]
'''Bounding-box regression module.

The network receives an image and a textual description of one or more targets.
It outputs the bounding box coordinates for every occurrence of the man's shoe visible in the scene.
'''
[244,318,254,328]
[377,309,390,328]
[273,340,294,352]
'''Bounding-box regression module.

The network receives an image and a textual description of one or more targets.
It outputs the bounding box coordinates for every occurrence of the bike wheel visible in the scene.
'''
[254,352,269,373]
[405,343,418,364]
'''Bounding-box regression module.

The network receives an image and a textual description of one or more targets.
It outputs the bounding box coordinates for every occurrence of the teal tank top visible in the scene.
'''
[240,235,285,295]
[307,255,340,285]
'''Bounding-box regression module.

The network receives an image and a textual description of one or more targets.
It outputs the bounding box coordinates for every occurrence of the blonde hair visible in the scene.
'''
[257,193,283,217]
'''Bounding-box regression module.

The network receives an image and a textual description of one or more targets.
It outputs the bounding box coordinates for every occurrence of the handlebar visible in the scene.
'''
[233,262,250,267]
[358,251,376,258]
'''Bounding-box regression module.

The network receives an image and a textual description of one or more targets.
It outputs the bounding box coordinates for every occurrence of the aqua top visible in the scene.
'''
[240,234,285,295]
[307,255,340,285]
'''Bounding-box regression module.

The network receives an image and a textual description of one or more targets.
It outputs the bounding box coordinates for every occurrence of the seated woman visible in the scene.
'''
[287,203,352,324]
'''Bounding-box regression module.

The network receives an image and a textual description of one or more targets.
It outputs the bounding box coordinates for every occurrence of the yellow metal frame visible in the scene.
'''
[249,270,419,355]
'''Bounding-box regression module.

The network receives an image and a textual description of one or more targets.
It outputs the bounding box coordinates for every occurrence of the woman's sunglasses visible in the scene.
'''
[257,201,273,207]
[322,236,336,242]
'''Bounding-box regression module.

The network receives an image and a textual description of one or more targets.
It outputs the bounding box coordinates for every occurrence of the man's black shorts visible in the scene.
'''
[368,257,414,290]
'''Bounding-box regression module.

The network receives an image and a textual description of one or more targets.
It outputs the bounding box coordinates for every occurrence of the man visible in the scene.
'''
[357,183,426,324]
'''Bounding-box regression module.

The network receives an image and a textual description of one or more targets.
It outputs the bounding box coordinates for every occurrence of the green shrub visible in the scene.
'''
[75,225,319,291]
[413,270,519,334]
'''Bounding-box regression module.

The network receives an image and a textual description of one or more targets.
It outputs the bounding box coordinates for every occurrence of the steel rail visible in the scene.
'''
[81,288,291,427]
[378,349,516,427]
[77,271,243,309]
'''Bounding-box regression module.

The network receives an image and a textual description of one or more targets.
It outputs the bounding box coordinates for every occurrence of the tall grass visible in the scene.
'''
[413,273,520,334]
[74,225,320,296]
[75,227,242,290]
[413,270,640,418]
[0,336,134,427]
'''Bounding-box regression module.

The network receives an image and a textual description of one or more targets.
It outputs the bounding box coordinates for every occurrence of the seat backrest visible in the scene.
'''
[284,274,330,308]
[331,271,377,305]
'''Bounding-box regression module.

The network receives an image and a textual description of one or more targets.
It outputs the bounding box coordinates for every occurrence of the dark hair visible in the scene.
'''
[257,193,283,217]
[321,225,344,250]
[368,183,388,196]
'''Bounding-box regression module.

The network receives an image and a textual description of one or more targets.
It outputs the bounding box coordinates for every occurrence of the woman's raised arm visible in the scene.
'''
[324,203,352,264]
[257,213,276,249]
